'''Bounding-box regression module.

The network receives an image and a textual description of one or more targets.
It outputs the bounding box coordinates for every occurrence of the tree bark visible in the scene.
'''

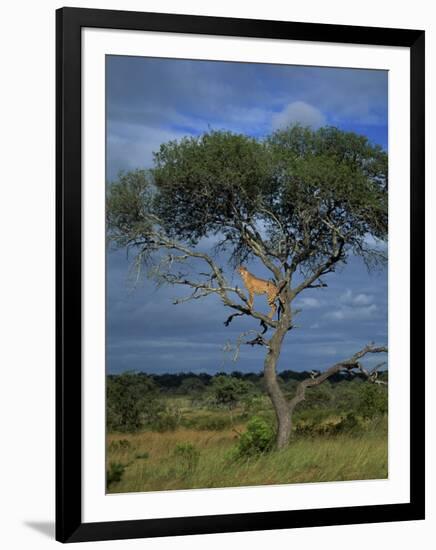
[263,306,291,449]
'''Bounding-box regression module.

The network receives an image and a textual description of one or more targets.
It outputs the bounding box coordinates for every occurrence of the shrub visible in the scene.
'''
[294,412,363,437]
[209,375,255,409]
[241,395,265,414]
[358,383,388,419]
[106,372,163,432]
[334,412,361,434]
[107,462,126,487]
[333,378,364,412]
[294,408,335,425]
[294,420,337,437]
[135,452,150,460]
[296,382,334,411]
[151,411,179,432]
[237,416,275,457]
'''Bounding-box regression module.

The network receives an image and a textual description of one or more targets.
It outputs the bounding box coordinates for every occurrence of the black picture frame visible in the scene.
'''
[56,6,425,543]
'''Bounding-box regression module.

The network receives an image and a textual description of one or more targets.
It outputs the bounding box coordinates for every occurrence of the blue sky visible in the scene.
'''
[106,56,388,375]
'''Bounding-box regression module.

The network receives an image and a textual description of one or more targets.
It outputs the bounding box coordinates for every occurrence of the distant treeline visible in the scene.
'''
[108,369,388,392]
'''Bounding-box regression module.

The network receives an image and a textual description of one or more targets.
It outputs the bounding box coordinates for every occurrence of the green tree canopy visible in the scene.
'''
[209,375,255,409]
[107,372,161,432]
[107,125,387,278]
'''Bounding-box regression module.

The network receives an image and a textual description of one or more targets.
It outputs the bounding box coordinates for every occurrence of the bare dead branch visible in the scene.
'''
[224,312,245,327]
[225,329,269,362]
[357,360,388,385]
[288,343,388,413]
[139,230,278,328]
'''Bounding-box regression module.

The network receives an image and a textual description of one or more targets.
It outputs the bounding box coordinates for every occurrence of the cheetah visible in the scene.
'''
[237,266,284,319]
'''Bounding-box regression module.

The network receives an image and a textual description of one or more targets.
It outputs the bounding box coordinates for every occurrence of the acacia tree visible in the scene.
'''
[107,125,388,449]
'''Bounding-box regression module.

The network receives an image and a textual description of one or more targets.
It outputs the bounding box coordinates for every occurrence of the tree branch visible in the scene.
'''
[292,239,345,298]
[240,224,282,280]
[224,329,269,362]
[357,360,388,385]
[288,344,388,412]
[139,231,278,329]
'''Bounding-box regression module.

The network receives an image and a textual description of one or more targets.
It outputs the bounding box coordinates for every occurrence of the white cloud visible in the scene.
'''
[325,304,378,322]
[298,297,323,309]
[340,289,374,307]
[271,101,326,130]
[353,294,373,306]
[107,121,187,180]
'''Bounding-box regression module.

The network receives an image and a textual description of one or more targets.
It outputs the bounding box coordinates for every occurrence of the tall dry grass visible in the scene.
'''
[106,421,388,493]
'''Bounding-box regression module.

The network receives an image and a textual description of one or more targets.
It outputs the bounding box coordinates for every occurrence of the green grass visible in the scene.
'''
[106,417,387,493]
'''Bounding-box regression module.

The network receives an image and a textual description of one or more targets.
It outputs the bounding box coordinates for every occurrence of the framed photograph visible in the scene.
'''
[56,7,425,543]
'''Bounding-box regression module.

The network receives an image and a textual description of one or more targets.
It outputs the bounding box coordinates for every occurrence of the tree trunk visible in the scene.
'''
[263,320,291,449]
[262,322,388,449]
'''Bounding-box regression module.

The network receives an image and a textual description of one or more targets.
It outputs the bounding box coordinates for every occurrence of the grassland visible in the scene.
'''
[106,372,388,493]
[106,407,387,493]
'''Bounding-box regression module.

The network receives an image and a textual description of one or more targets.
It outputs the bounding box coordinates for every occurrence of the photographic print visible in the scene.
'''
[105,56,389,494]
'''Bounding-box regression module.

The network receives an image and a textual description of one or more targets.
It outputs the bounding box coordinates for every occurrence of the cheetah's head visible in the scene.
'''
[237,266,248,276]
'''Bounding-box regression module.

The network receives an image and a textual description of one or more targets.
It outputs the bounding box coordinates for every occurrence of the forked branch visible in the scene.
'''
[288,344,388,413]
[139,230,278,329]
